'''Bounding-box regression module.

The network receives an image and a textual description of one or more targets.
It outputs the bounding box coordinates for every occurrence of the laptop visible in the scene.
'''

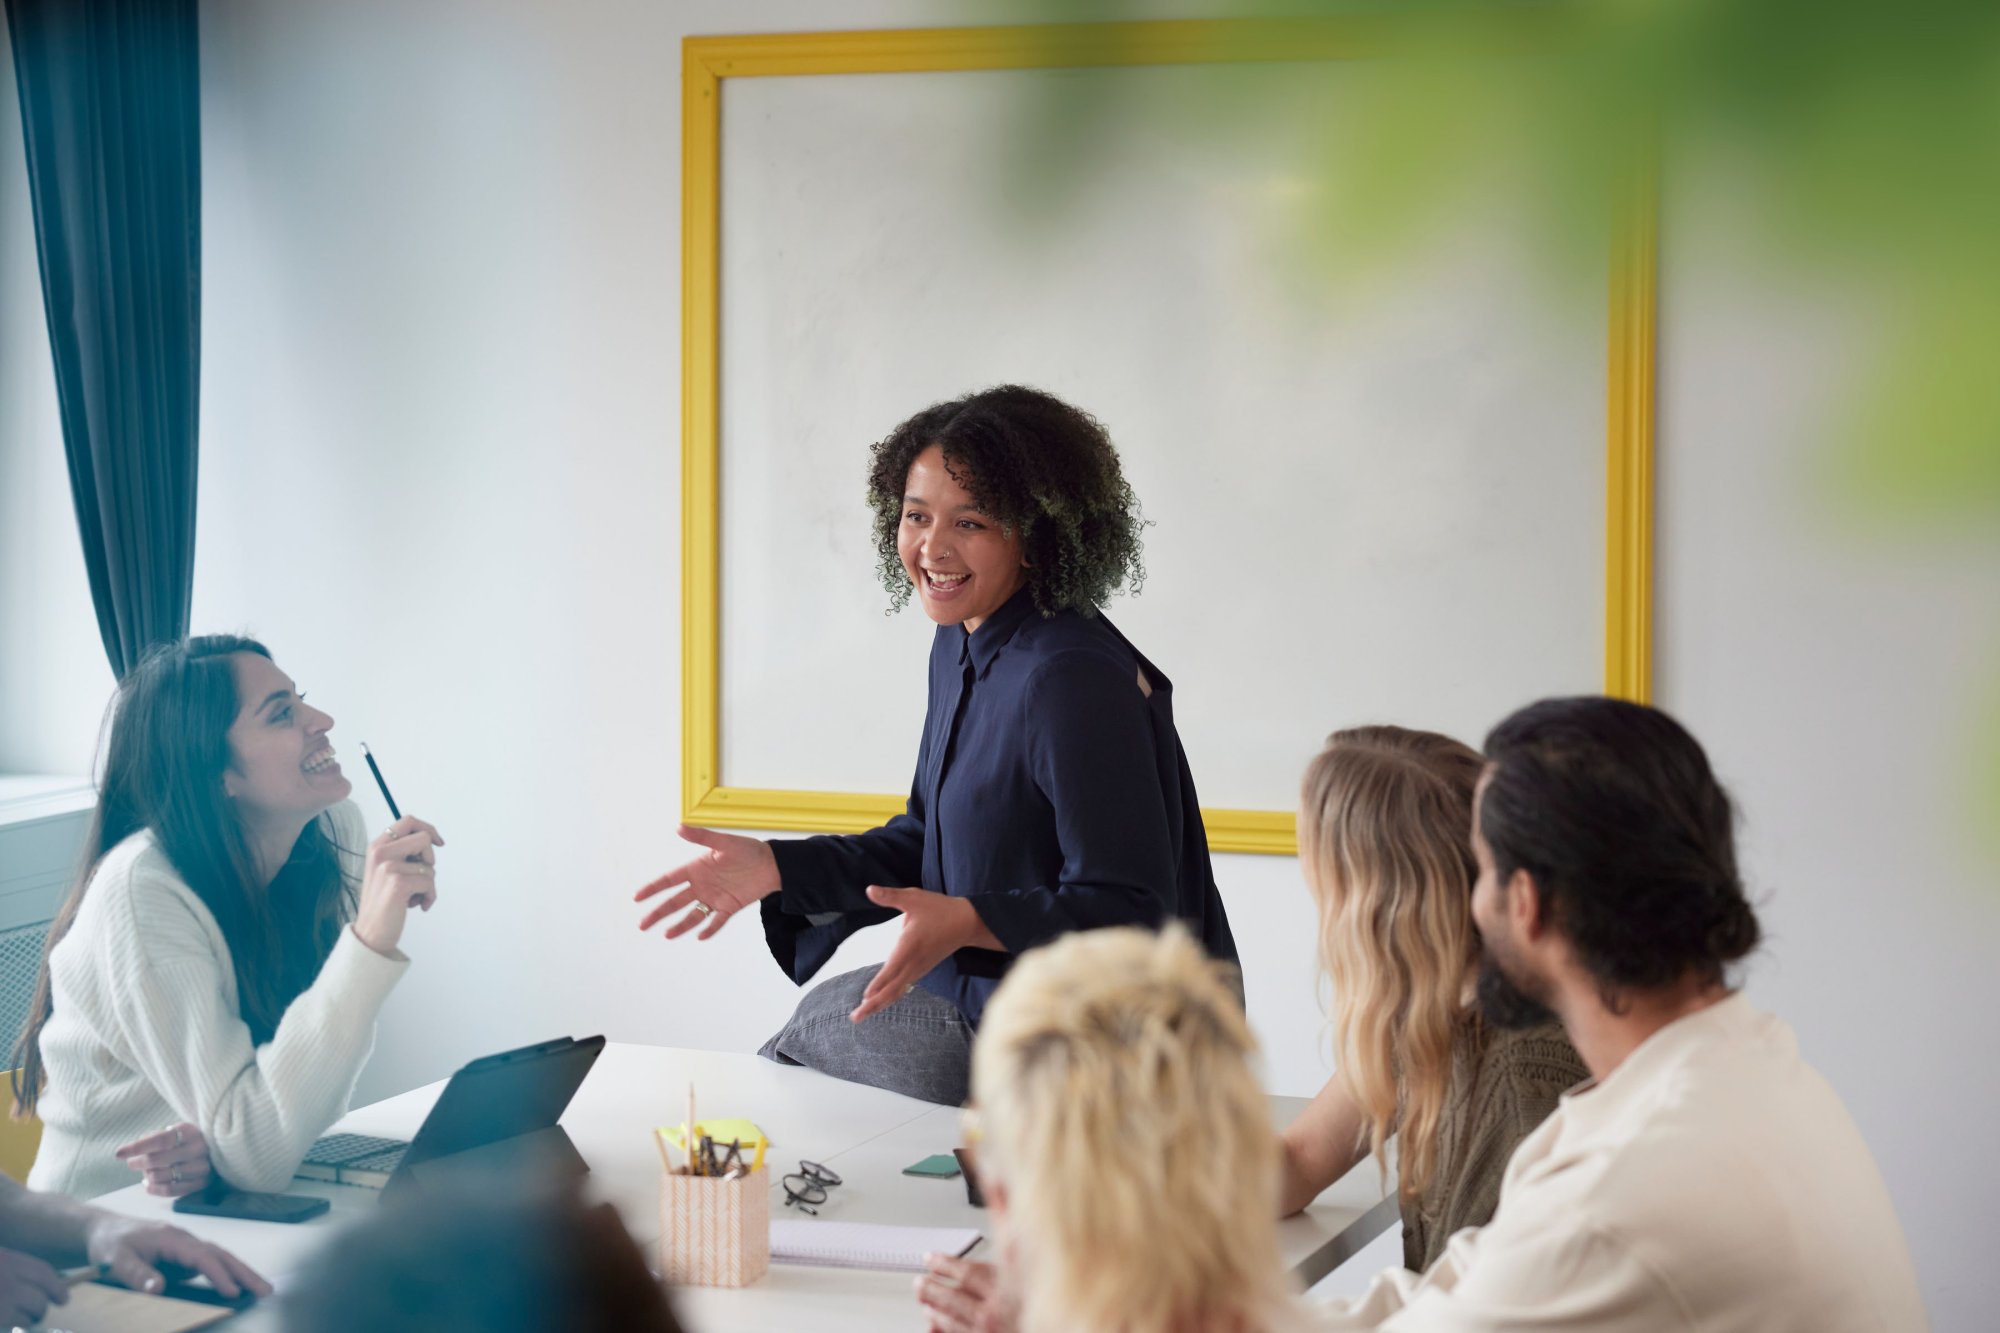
[297,1035,604,1195]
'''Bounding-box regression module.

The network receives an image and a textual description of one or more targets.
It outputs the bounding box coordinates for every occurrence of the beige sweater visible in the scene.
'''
[28,802,407,1198]
[1315,995,1926,1331]
[1400,1019,1587,1271]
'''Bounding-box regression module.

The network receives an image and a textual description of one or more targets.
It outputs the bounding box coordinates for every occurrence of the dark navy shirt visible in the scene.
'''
[762,586,1237,1027]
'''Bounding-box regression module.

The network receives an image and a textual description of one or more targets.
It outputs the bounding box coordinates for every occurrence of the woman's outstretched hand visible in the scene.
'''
[635,825,781,941]
[850,887,1001,1023]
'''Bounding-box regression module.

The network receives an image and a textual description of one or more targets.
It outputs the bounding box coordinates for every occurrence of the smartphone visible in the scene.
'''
[903,1153,962,1178]
[78,1278,260,1311]
[157,1278,260,1310]
[174,1188,331,1224]
[953,1147,986,1208]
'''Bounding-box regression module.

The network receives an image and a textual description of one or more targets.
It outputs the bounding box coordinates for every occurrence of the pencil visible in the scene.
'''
[687,1083,699,1177]
[653,1127,677,1174]
[361,742,402,820]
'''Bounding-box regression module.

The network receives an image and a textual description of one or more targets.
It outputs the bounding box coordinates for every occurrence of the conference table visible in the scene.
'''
[92,1043,1397,1331]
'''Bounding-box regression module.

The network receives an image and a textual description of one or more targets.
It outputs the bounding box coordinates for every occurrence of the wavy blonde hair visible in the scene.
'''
[1299,725,1484,1202]
[969,926,1291,1333]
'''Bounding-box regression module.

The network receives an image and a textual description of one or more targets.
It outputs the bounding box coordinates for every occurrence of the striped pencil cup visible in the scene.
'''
[659,1166,770,1287]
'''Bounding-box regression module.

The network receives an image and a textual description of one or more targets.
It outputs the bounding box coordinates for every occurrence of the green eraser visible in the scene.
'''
[902,1153,962,1178]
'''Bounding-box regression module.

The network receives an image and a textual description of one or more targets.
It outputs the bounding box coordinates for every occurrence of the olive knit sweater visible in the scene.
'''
[1400,1018,1588,1271]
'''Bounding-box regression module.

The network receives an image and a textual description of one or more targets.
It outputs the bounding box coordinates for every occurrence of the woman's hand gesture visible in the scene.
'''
[850,887,997,1022]
[634,825,781,941]
[114,1122,211,1198]
[353,815,443,956]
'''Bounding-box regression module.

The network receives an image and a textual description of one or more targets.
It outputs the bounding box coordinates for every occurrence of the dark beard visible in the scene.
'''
[1476,949,1558,1030]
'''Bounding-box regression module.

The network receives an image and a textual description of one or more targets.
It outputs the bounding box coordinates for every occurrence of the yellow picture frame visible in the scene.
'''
[681,20,1655,857]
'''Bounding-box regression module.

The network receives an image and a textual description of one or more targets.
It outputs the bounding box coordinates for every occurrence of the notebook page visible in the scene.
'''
[769,1220,981,1271]
[39,1282,236,1333]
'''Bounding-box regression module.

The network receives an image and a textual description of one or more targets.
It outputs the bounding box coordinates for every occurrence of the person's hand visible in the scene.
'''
[915,1254,1013,1333]
[634,825,781,941]
[114,1122,211,1198]
[851,887,986,1022]
[0,1247,67,1327]
[83,1214,271,1300]
[353,815,443,955]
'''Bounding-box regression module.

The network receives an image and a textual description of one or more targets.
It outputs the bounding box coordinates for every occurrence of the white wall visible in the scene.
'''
[716,64,1605,811]
[1653,205,2000,1326]
[1,1,1994,1324]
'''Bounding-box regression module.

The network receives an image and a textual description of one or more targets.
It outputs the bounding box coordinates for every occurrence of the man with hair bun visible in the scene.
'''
[1316,696,1924,1331]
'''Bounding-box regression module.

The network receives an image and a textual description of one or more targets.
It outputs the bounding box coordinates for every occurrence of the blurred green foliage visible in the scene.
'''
[996,0,2000,520]
[985,0,1999,851]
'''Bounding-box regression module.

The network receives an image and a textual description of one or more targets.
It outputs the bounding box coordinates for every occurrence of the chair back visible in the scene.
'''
[0,1079,42,1183]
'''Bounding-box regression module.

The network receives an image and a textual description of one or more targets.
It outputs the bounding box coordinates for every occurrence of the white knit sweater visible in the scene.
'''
[27,801,408,1198]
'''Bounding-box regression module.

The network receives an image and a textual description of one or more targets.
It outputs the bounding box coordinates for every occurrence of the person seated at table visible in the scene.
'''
[13,634,444,1199]
[283,1178,682,1333]
[1315,696,1925,1331]
[918,924,1303,1333]
[0,1170,269,1329]
[1279,726,1585,1269]
[919,726,1590,1332]
[636,385,1237,1107]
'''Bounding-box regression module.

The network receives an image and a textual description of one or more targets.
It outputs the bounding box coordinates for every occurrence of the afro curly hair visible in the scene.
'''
[866,385,1147,618]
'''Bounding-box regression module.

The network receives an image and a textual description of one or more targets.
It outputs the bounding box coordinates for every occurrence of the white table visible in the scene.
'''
[92,1044,1395,1331]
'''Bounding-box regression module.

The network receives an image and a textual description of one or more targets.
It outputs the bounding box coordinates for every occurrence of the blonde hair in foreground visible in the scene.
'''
[970,925,1289,1333]
[1299,726,1484,1202]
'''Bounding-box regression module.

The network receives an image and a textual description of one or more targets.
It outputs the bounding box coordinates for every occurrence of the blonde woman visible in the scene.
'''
[919,925,1303,1333]
[1278,726,1586,1270]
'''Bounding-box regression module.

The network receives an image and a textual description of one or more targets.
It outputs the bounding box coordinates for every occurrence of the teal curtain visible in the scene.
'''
[6,0,200,679]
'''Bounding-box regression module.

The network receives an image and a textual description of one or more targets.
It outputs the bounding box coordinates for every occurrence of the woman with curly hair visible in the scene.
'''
[635,385,1237,1103]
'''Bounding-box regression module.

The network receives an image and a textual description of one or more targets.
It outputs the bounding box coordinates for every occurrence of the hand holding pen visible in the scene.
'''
[352,744,444,956]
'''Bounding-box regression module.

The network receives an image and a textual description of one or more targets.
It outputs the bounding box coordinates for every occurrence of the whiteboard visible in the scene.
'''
[716,62,1605,815]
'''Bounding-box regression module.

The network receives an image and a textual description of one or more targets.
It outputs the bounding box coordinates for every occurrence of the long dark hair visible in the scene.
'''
[12,635,357,1115]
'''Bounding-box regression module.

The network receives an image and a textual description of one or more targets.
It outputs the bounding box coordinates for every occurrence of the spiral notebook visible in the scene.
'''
[769,1220,981,1271]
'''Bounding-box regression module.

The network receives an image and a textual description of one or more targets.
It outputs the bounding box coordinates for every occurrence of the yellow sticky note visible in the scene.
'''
[661,1117,768,1151]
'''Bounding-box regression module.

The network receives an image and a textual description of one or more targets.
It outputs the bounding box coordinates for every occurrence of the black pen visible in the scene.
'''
[360,742,402,821]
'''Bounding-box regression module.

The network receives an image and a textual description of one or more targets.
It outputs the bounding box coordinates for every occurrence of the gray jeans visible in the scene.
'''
[757,966,974,1106]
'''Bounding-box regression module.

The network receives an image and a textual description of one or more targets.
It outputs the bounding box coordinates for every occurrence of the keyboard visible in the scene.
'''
[296,1132,410,1187]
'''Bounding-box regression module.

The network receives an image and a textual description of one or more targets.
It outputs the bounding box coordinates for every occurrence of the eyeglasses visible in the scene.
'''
[781,1160,842,1215]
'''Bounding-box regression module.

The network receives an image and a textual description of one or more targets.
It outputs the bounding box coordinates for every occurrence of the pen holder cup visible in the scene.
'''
[659,1165,770,1288]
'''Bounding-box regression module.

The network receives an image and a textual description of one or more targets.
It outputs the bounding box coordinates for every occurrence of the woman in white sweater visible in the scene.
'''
[13,634,443,1199]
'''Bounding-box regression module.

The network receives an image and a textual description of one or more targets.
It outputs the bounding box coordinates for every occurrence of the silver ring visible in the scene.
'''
[692,901,715,917]
[170,1165,182,1185]
[174,1126,184,1148]
[903,984,917,997]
